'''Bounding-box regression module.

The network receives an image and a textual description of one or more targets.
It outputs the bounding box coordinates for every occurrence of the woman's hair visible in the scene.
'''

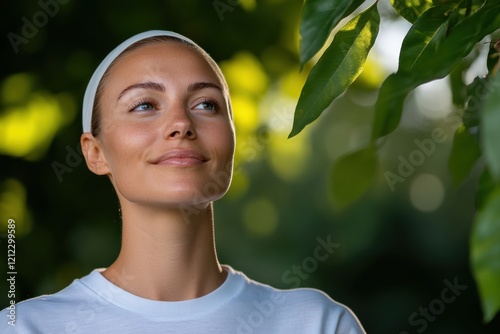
[82,31,230,137]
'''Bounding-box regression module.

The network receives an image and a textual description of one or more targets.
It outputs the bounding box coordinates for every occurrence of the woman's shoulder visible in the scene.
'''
[0,270,99,332]
[246,277,356,316]
[3,280,79,312]
[227,266,365,333]
[230,265,350,307]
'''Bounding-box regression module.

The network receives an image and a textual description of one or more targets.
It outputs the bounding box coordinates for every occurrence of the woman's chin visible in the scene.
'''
[125,191,224,208]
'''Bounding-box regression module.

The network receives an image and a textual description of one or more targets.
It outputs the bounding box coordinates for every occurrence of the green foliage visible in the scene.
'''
[390,0,433,23]
[471,187,500,322]
[448,125,481,186]
[475,168,496,211]
[481,73,500,181]
[299,0,366,68]
[371,72,415,140]
[294,0,500,322]
[398,4,455,73]
[373,1,500,139]
[290,2,380,138]
[411,1,500,79]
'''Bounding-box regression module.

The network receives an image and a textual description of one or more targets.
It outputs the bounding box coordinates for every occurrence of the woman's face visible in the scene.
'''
[94,41,235,208]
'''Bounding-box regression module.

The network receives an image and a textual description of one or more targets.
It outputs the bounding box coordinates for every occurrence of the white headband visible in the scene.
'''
[82,30,199,133]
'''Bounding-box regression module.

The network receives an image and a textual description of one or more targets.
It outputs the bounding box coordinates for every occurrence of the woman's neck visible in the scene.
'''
[102,201,226,301]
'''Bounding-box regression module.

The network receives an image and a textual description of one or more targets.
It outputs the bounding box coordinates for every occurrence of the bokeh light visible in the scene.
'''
[415,78,454,120]
[0,178,32,235]
[409,173,445,212]
[0,73,76,160]
[243,197,278,237]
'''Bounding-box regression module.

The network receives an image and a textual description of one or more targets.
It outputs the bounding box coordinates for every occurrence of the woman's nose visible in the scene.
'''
[162,106,197,140]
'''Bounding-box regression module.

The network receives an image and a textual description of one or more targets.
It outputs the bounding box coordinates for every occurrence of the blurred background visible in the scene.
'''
[1,0,499,332]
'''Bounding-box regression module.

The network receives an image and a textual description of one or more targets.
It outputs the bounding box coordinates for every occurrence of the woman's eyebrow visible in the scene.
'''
[187,81,223,93]
[117,81,165,101]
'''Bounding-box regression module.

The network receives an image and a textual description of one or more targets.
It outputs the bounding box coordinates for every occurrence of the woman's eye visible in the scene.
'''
[194,100,218,111]
[131,101,155,111]
[133,103,154,111]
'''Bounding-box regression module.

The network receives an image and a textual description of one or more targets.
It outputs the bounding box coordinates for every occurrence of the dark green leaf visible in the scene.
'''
[299,0,365,68]
[471,186,500,322]
[412,1,500,80]
[449,54,478,108]
[475,168,495,211]
[448,125,481,185]
[481,73,500,181]
[463,76,489,129]
[371,73,417,140]
[399,5,457,73]
[449,64,467,107]
[290,3,380,138]
[372,1,500,141]
[390,0,433,23]
[330,145,379,209]
[487,39,500,76]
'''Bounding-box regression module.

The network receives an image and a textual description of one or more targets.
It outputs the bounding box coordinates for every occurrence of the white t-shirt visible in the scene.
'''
[0,265,365,333]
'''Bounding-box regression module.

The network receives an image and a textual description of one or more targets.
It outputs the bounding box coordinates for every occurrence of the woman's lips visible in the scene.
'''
[152,150,208,166]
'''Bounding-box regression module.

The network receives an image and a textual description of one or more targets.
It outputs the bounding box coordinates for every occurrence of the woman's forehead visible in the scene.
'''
[108,41,222,84]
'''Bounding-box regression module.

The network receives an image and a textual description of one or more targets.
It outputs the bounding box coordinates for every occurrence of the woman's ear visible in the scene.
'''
[81,133,110,175]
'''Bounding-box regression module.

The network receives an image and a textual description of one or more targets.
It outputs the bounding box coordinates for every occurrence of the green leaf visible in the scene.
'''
[299,0,365,68]
[487,39,500,77]
[449,53,479,108]
[448,125,481,186]
[290,3,380,138]
[390,0,434,23]
[412,1,500,80]
[398,5,456,73]
[471,187,500,322]
[449,64,467,108]
[481,73,500,181]
[475,168,495,211]
[371,73,417,140]
[330,145,379,209]
[372,1,500,141]
[463,76,489,129]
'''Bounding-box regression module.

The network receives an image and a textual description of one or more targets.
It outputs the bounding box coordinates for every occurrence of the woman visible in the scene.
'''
[1,30,365,333]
